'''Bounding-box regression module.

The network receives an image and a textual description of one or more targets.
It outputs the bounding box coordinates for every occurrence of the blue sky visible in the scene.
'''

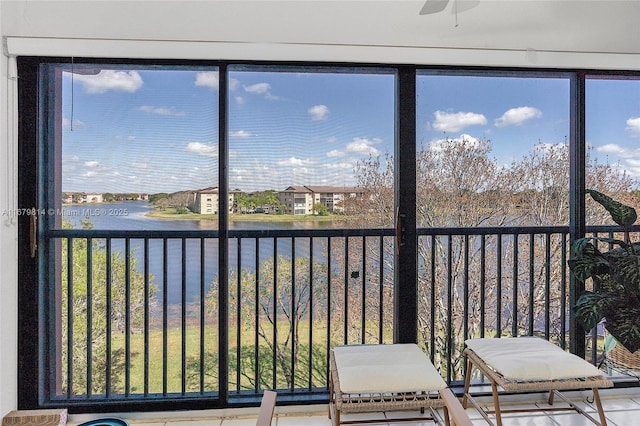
[61,67,639,194]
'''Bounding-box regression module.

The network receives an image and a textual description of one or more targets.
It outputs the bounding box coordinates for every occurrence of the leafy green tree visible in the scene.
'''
[203,256,329,389]
[60,219,158,396]
[313,203,329,216]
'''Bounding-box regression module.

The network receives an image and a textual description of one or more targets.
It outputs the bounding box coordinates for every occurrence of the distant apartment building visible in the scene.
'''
[278,185,363,215]
[63,192,149,203]
[188,187,236,214]
[62,192,104,204]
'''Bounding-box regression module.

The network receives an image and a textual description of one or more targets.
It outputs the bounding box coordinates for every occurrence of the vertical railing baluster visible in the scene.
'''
[463,235,469,344]
[512,233,519,337]
[106,238,113,397]
[545,233,551,340]
[125,238,131,396]
[290,237,296,391]
[361,236,366,344]
[480,235,486,338]
[429,236,436,362]
[528,233,535,336]
[86,236,93,397]
[199,237,205,394]
[144,237,150,396]
[162,238,168,396]
[272,238,278,390]
[236,238,242,392]
[67,237,74,398]
[344,237,349,344]
[181,238,187,395]
[496,234,503,337]
[326,237,332,386]
[378,235,384,343]
[308,236,314,390]
[560,234,568,350]
[254,237,260,392]
[446,234,453,383]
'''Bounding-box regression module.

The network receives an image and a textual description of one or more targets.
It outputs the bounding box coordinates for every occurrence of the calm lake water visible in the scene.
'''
[62,201,349,303]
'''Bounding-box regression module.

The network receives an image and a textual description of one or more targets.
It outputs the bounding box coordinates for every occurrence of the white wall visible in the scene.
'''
[0,10,19,417]
[2,1,640,68]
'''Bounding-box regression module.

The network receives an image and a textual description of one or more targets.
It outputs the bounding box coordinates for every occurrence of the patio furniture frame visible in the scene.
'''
[463,343,614,426]
[329,344,472,426]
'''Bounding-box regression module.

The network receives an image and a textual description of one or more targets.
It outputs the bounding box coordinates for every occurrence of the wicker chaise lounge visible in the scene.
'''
[329,344,472,426]
[462,337,614,426]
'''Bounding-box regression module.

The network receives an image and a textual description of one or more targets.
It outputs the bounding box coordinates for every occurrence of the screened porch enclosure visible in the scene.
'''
[17,58,640,411]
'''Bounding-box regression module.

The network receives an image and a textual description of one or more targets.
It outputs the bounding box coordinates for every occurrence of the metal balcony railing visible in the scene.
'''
[43,225,636,406]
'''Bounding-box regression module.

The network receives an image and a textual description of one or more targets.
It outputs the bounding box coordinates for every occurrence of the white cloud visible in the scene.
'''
[277,157,315,167]
[326,162,355,170]
[186,142,218,157]
[84,160,100,167]
[235,96,245,105]
[626,117,640,137]
[139,106,185,116]
[594,142,640,177]
[326,149,345,158]
[432,110,487,132]
[244,83,278,100]
[73,70,143,94]
[308,104,330,121]
[230,130,253,138]
[244,83,271,94]
[597,143,628,156]
[194,71,219,90]
[495,106,542,127]
[345,137,382,156]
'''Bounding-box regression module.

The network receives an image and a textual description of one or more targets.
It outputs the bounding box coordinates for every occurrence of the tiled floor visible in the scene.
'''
[69,388,640,426]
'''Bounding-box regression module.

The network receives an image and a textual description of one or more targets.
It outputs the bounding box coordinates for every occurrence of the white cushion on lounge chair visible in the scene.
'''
[465,337,604,381]
[333,343,447,394]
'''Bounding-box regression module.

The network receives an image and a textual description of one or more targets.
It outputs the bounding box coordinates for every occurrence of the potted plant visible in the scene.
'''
[569,189,640,354]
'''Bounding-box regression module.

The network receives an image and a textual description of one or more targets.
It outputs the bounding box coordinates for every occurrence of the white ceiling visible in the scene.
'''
[2,1,639,67]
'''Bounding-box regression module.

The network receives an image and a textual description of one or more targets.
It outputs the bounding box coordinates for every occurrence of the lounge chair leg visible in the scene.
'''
[548,389,555,405]
[491,381,503,426]
[462,357,473,408]
[592,388,608,426]
[443,406,451,426]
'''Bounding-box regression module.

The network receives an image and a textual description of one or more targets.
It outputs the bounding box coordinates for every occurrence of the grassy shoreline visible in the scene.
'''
[146,207,343,222]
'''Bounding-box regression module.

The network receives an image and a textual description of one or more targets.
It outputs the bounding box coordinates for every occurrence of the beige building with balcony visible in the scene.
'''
[189,187,236,214]
[278,185,363,215]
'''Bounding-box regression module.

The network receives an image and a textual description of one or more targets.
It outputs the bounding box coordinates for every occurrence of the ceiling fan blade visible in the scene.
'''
[419,0,449,15]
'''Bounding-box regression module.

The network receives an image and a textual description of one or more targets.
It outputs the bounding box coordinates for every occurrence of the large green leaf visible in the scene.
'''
[568,238,610,282]
[587,189,637,227]
[609,252,640,294]
[605,305,640,353]
[572,291,609,331]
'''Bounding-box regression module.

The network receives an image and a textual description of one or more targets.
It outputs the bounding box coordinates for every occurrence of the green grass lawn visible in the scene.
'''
[108,319,356,394]
[145,208,344,223]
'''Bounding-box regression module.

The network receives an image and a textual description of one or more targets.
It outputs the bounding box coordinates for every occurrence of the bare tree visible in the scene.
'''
[351,138,636,380]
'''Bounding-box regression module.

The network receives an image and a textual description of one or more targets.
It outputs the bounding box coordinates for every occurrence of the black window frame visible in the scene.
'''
[17,56,640,413]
